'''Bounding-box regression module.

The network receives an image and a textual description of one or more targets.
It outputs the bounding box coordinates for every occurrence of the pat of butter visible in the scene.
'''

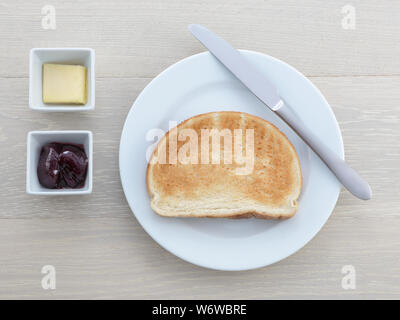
[42,64,87,104]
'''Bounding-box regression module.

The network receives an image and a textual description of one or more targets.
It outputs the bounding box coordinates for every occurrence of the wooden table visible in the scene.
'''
[0,0,399,299]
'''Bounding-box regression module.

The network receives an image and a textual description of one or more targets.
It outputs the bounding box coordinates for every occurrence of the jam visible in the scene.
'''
[37,142,88,189]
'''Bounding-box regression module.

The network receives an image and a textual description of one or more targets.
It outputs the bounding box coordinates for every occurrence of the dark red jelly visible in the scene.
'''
[37,142,88,189]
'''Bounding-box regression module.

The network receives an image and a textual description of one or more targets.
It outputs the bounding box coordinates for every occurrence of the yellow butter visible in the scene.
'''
[42,64,87,104]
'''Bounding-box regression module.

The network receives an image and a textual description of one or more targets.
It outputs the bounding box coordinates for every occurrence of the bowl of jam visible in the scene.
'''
[27,131,93,195]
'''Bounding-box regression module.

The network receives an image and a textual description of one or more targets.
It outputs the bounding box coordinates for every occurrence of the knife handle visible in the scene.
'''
[276,103,372,200]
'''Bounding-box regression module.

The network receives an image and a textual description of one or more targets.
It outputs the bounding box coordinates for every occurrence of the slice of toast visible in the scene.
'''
[146,111,302,219]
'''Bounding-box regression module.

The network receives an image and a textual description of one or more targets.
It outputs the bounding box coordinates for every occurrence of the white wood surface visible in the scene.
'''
[0,0,399,299]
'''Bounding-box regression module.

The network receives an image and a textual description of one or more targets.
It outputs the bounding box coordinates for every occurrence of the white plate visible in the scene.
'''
[119,50,343,271]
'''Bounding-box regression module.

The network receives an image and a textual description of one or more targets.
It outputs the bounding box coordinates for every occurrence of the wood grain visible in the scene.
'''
[0,0,399,299]
[1,0,400,78]
[0,215,399,299]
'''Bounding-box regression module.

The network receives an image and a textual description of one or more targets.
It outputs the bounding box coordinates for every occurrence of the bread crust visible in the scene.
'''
[146,111,302,219]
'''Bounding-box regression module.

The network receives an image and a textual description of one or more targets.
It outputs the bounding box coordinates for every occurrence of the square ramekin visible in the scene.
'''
[29,48,95,112]
[27,130,93,195]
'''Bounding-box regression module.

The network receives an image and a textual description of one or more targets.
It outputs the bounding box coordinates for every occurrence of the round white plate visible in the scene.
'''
[119,50,343,271]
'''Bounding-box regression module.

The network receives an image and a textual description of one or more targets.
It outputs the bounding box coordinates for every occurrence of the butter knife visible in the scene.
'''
[189,24,371,200]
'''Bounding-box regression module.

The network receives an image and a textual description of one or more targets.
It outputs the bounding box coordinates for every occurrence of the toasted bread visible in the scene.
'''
[146,111,302,219]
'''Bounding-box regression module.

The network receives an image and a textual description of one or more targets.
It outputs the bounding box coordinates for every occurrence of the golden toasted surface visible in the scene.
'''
[146,112,302,219]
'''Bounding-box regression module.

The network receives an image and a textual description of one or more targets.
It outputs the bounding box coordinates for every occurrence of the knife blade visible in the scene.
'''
[189,24,371,200]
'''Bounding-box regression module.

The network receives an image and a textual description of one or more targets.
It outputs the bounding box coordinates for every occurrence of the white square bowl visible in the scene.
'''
[29,48,95,112]
[27,131,93,195]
